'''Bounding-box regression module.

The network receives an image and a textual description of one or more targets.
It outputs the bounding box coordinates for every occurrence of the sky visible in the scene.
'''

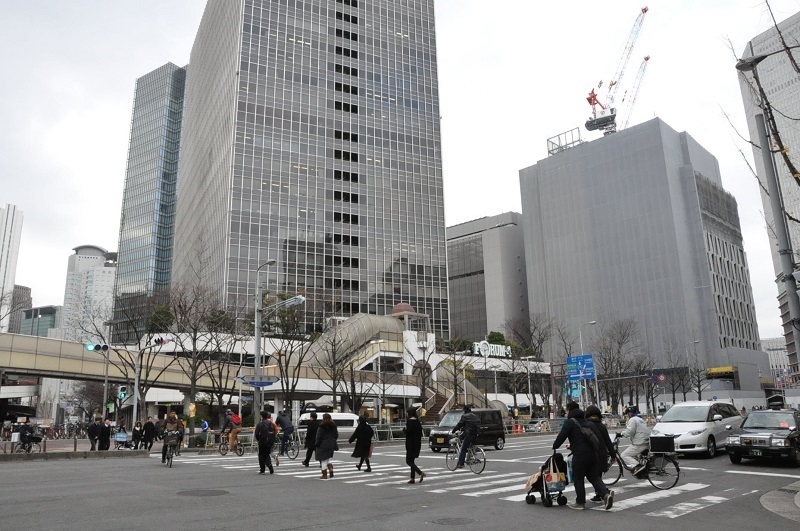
[1,0,798,340]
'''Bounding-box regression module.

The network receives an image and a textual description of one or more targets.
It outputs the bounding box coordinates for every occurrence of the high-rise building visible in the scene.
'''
[520,118,764,388]
[739,12,800,384]
[447,212,528,342]
[113,63,186,343]
[761,337,793,389]
[0,203,23,332]
[49,246,117,342]
[8,284,32,333]
[172,0,449,336]
[20,305,61,337]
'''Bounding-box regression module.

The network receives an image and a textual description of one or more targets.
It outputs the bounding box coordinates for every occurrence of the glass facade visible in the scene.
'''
[174,0,449,336]
[113,63,186,342]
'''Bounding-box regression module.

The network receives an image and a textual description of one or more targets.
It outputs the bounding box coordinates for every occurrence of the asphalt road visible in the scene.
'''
[2,434,799,530]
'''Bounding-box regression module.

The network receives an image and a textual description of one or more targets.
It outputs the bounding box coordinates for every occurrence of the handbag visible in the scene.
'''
[368,442,375,458]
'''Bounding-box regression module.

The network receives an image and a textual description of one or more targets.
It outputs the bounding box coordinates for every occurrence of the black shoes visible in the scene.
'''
[258,471,265,474]
[269,467,274,474]
[302,461,309,467]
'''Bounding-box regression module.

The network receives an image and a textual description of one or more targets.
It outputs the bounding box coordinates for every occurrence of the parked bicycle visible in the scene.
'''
[603,433,681,490]
[218,432,245,457]
[162,430,181,468]
[445,430,486,474]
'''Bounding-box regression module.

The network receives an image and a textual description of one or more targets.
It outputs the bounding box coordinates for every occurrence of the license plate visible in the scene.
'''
[750,449,762,456]
[437,438,444,443]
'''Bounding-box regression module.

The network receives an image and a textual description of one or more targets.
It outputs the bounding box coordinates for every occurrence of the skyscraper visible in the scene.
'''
[0,203,23,332]
[8,284,32,334]
[739,11,800,384]
[113,62,186,343]
[520,118,763,387]
[172,0,448,335]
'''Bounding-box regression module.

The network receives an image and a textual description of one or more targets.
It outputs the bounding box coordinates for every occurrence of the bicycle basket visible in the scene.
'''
[649,436,675,453]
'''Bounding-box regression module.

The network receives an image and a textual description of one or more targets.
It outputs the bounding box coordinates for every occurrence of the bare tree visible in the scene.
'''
[404,332,437,407]
[550,320,575,416]
[593,318,639,414]
[436,334,472,407]
[204,307,249,427]
[340,361,377,414]
[308,319,352,411]
[688,353,711,400]
[72,381,106,419]
[662,336,690,404]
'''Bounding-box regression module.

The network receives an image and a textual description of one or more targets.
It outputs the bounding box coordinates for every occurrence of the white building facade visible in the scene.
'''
[0,203,23,332]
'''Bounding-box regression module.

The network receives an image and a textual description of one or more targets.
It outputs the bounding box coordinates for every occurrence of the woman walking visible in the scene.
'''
[349,415,374,472]
[315,413,339,479]
[584,405,616,504]
[131,421,144,449]
[404,407,425,484]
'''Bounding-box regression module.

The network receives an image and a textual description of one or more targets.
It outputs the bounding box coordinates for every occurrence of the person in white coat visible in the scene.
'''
[617,406,649,475]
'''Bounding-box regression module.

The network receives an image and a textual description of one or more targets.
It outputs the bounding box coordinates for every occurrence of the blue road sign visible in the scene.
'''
[567,354,595,381]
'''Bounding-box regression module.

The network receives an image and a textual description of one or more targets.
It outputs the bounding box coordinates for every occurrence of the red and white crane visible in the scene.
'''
[586,6,649,135]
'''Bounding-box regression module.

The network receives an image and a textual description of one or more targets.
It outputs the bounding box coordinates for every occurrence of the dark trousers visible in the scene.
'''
[303,447,315,464]
[572,452,608,504]
[406,454,422,478]
[358,457,371,469]
[143,437,154,451]
[457,434,477,466]
[99,438,110,451]
[258,439,275,473]
[90,438,98,451]
[280,426,294,455]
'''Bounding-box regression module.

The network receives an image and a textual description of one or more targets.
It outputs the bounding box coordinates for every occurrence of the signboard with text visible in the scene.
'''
[567,354,595,381]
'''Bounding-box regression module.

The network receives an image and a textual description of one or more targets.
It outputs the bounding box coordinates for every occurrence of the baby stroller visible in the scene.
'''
[524,450,569,506]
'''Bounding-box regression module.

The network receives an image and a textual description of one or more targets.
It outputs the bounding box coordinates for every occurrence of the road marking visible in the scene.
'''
[679,467,708,471]
[645,495,728,518]
[367,470,500,487]
[592,482,708,512]
[726,471,800,479]
[425,473,527,493]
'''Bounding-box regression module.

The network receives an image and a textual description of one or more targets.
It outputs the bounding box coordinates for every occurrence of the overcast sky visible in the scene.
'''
[1,0,798,339]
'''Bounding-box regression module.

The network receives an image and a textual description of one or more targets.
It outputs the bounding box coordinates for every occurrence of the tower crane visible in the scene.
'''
[619,55,650,130]
[585,6,649,135]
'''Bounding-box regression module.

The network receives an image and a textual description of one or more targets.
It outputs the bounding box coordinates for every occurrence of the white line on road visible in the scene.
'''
[425,473,527,493]
[592,483,708,513]
[645,495,728,518]
[726,471,800,479]
[366,470,500,487]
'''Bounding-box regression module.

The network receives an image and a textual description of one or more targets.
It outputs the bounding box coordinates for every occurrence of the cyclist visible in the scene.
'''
[19,419,40,449]
[276,410,294,457]
[451,405,479,469]
[617,406,649,476]
[161,411,184,463]
[221,409,243,451]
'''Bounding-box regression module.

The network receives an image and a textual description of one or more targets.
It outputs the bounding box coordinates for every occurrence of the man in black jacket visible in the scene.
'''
[87,417,102,451]
[254,411,276,475]
[99,418,112,451]
[142,416,156,451]
[553,402,614,511]
[301,412,320,467]
[451,406,480,469]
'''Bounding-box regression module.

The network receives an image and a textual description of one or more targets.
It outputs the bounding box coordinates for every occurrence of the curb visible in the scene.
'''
[760,479,800,523]
[0,449,150,463]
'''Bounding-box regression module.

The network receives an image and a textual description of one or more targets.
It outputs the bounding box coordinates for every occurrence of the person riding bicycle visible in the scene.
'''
[161,411,184,463]
[451,405,480,469]
[19,419,41,446]
[617,406,649,476]
[276,410,294,457]
[221,409,243,450]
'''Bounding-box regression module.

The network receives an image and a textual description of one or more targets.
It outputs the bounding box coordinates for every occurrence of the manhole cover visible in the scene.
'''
[432,518,477,526]
[177,489,229,497]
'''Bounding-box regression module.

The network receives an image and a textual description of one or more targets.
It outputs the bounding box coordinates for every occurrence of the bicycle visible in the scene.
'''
[218,432,245,457]
[445,430,486,474]
[279,429,300,460]
[602,433,681,490]
[14,438,43,454]
[163,430,181,468]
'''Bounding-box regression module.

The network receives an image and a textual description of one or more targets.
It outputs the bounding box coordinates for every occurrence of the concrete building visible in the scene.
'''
[446,212,529,342]
[171,0,449,336]
[762,336,793,390]
[20,305,61,337]
[113,63,187,343]
[8,284,31,334]
[0,204,23,332]
[519,117,766,391]
[49,246,116,343]
[738,12,800,384]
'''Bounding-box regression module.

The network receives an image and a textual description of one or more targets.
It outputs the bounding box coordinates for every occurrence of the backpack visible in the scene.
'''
[231,413,242,426]
[571,418,599,450]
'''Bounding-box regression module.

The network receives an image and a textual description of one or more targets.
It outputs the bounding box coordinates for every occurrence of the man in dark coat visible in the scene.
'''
[254,411,276,475]
[404,407,425,484]
[553,402,613,511]
[142,416,156,451]
[585,405,616,503]
[87,417,102,451]
[301,412,320,467]
[99,418,112,451]
[315,413,339,479]
[349,415,374,472]
[451,405,480,468]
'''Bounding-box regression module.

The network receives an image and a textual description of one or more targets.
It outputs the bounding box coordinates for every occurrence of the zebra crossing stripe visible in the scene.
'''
[426,474,527,494]
[345,469,450,484]
[593,482,708,512]
[645,495,728,518]
[366,470,499,487]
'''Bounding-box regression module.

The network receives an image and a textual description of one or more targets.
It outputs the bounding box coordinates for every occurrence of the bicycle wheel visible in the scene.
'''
[32,443,41,453]
[646,455,680,490]
[287,439,299,460]
[603,456,624,487]
[219,442,228,456]
[167,446,174,468]
[235,442,245,457]
[13,443,25,453]
[469,446,486,474]
[446,446,459,471]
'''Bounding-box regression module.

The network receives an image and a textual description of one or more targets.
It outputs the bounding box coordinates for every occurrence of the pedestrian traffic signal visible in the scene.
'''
[153,337,172,346]
[118,385,127,400]
[86,343,109,352]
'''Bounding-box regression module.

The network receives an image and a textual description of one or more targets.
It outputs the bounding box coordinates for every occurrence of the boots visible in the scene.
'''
[320,468,328,479]
[328,463,334,478]
[365,459,371,473]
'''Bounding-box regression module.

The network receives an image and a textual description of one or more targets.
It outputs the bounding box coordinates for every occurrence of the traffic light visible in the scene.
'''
[86,343,109,352]
[153,337,172,346]
[118,385,127,400]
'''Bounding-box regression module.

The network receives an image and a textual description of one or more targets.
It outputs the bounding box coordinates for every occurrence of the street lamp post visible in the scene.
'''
[253,258,277,417]
[578,320,597,407]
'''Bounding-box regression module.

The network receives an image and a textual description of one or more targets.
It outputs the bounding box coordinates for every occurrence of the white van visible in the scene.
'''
[298,412,360,439]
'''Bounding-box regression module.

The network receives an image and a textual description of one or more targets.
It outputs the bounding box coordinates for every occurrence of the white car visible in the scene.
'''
[650,401,744,457]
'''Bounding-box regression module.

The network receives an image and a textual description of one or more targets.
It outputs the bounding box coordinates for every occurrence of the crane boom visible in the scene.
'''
[606,7,649,107]
[620,55,650,129]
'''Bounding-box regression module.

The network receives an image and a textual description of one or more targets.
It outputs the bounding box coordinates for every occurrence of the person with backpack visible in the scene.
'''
[584,405,616,503]
[553,401,614,511]
[276,410,294,457]
[348,415,374,472]
[617,406,649,475]
[221,409,243,451]
[254,411,276,475]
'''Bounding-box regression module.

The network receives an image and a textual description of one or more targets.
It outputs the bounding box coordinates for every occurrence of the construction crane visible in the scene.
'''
[619,55,650,130]
[585,6,649,135]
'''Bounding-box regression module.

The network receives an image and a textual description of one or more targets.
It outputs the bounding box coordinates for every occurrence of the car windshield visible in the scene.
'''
[742,412,794,429]
[439,412,463,427]
[659,405,709,422]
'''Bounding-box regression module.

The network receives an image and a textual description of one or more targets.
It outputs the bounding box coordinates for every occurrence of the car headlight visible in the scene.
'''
[687,428,707,436]
[651,429,661,435]
[726,436,740,445]
[771,437,790,447]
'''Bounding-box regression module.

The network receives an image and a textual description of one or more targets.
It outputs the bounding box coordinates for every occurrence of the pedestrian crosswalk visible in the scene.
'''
[162,452,751,519]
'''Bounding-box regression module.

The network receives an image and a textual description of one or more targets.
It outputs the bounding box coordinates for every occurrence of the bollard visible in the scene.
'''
[43,438,47,452]
[74,436,78,452]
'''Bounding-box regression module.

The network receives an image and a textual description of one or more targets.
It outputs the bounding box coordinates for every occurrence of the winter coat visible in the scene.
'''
[405,418,423,459]
[255,419,276,445]
[349,422,374,458]
[142,421,156,441]
[586,415,615,470]
[621,415,650,446]
[100,423,112,442]
[87,422,102,440]
[304,419,321,450]
[315,421,339,462]
[453,412,480,437]
[132,426,143,442]
[553,408,604,457]
[276,413,293,431]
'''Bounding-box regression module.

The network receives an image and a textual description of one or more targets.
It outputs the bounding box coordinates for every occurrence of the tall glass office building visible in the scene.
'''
[113,63,186,342]
[173,0,449,336]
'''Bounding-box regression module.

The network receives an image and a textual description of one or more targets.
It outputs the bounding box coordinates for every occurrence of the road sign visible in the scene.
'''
[712,395,718,400]
[658,373,667,383]
[237,375,280,387]
[567,354,595,381]
[651,374,659,382]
